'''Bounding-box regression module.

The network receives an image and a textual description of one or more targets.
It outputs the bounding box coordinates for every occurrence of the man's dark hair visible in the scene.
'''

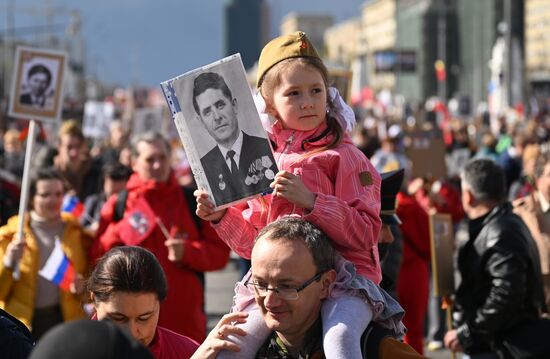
[461,158,506,202]
[103,163,132,181]
[87,246,168,303]
[255,217,335,273]
[192,72,233,115]
[27,64,52,86]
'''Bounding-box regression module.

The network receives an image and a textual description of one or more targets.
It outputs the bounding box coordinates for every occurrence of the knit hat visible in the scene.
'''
[380,169,404,225]
[256,31,321,88]
[29,320,153,359]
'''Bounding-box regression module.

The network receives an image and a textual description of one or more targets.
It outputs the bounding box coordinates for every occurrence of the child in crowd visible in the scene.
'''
[196,31,404,358]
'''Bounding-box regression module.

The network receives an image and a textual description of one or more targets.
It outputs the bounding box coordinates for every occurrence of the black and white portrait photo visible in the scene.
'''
[164,54,277,209]
[9,46,67,122]
[20,63,54,109]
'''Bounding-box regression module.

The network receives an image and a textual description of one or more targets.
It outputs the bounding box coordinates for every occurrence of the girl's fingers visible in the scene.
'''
[274,170,293,180]
[274,184,287,194]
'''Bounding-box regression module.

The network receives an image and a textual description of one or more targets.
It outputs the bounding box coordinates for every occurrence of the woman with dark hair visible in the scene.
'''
[88,246,199,358]
[0,167,90,340]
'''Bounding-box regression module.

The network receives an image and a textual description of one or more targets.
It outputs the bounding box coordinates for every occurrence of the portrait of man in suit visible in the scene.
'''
[19,64,53,109]
[192,71,277,206]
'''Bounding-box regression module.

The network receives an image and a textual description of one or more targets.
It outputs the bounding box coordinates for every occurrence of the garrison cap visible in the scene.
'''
[256,31,321,88]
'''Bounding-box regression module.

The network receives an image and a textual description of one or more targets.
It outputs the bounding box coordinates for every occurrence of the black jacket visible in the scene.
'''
[0,308,34,358]
[454,203,546,354]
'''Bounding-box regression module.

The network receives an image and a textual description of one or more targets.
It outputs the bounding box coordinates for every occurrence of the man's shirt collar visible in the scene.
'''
[218,131,243,168]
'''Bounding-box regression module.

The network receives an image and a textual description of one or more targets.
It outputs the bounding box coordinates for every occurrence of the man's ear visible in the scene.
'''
[232,97,238,112]
[319,269,337,299]
[464,188,476,207]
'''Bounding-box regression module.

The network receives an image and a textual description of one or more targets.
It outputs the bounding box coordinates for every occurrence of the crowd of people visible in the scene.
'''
[0,30,549,359]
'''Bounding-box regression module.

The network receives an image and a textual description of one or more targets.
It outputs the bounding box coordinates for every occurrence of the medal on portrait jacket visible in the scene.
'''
[218,174,226,190]
[245,155,275,185]
[262,156,275,180]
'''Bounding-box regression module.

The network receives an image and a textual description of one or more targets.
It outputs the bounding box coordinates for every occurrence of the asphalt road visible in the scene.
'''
[204,258,460,359]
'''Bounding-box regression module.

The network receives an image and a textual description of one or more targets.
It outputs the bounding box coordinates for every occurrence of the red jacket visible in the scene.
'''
[93,173,230,341]
[396,192,431,265]
[149,326,199,359]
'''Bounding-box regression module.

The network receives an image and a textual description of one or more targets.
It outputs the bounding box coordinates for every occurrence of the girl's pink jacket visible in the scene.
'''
[213,122,382,283]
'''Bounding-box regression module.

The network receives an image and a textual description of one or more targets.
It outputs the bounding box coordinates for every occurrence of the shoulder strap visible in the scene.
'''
[113,189,129,222]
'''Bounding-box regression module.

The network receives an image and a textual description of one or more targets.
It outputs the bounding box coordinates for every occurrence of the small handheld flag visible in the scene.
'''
[38,238,75,292]
[62,194,84,219]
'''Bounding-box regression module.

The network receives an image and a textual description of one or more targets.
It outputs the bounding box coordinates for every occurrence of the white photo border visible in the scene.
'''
[161,54,278,210]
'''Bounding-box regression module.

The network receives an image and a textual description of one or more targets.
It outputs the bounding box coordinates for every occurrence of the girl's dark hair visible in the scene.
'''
[88,246,167,303]
[260,57,344,154]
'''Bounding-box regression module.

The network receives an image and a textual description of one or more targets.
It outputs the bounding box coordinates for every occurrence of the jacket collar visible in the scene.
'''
[126,172,179,194]
[468,202,510,242]
[270,121,353,152]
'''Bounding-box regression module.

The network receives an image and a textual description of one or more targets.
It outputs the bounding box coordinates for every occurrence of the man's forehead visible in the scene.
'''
[197,88,228,104]
[251,238,316,277]
[137,140,168,156]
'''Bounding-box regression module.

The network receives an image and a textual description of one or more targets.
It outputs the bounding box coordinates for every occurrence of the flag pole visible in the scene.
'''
[13,119,38,279]
[155,217,171,240]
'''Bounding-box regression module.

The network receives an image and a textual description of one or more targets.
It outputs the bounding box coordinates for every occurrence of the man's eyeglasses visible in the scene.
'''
[245,272,324,301]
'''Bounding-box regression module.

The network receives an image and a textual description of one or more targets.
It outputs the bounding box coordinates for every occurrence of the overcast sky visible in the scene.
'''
[2,0,366,87]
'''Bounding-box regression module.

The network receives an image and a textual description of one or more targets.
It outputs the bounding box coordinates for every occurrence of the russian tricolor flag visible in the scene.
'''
[62,194,84,219]
[38,239,75,292]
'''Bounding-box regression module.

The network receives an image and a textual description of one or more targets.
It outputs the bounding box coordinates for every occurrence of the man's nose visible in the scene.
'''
[212,108,224,122]
[263,289,281,307]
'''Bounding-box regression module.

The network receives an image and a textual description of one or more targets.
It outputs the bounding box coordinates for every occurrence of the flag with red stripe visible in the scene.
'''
[38,239,75,292]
